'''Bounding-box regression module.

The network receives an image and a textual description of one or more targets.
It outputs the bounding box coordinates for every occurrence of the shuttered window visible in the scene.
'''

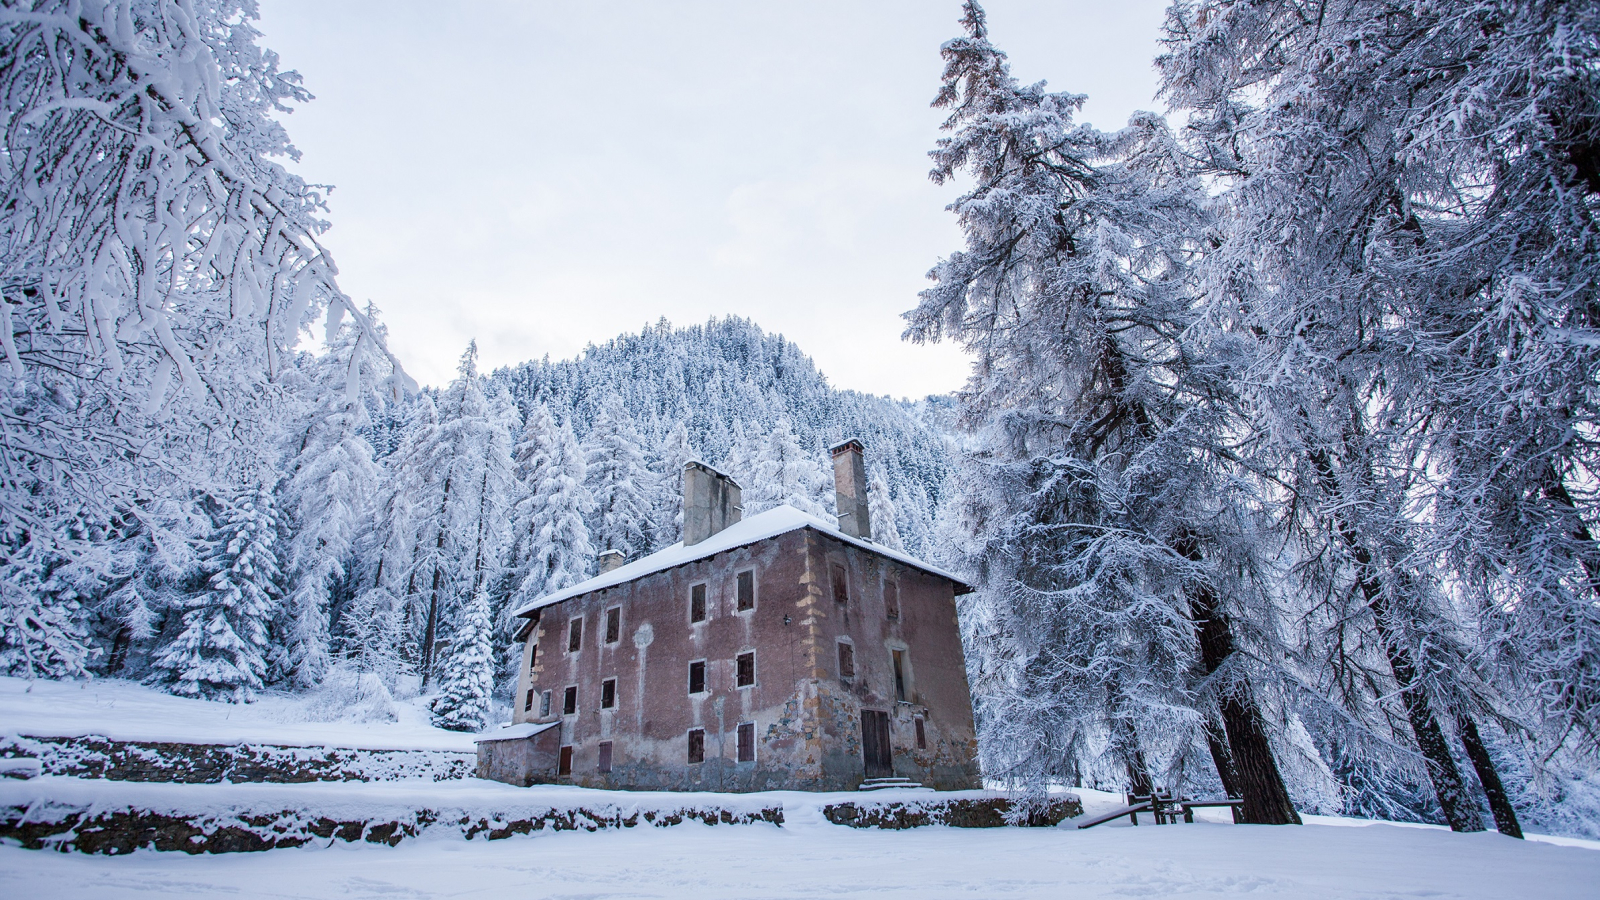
[737,722,756,762]
[736,570,755,611]
[838,642,855,678]
[688,729,705,764]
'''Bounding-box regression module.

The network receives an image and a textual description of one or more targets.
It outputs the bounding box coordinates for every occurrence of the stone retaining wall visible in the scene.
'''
[0,800,784,855]
[0,734,472,784]
[822,795,1083,829]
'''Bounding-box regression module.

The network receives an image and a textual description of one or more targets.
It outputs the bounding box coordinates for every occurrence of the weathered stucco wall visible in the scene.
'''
[509,526,979,792]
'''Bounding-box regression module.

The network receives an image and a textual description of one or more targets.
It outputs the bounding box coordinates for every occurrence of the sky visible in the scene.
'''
[255,1,1171,398]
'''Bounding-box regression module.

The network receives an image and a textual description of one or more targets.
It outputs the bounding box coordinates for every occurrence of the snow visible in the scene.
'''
[0,676,477,752]
[473,722,557,742]
[1,786,1595,899]
[514,505,969,617]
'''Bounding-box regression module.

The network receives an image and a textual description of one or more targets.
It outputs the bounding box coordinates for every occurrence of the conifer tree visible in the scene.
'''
[909,1,1300,822]
[742,419,833,519]
[150,487,280,701]
[584,395,655,559]
[522,418,596,600]
[428,589,496,732]
[868,468,905,552]
[654,421,697,545]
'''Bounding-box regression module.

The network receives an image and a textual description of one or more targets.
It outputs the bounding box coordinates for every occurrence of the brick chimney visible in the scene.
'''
[830,439,872,540]
[683,461,742,546]
[597,549,625,574]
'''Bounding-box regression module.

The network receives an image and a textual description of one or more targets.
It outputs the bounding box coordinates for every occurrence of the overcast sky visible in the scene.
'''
[255,1,1170,398]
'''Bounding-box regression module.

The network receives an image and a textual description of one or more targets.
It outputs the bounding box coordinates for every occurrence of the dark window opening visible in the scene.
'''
[604,607,620,644]
[567,618,583,653]
[598,741,613,774]
[688,729,705,764]
[524,689,535,712]
[884,581,900,620]
[736,570,755,611]
[831,563,849,604]
[558,746,573,775]
[914,717,927,750]
[529,643,538,670]
[838,642,855,678]
[737,722,755,763]
[892,649,907,702]
[540,691,551,717]
[563,685,578,715]
[601,678,617,709]
[688,660,706,694]
[736,652,755,688]
[690,583,707,623]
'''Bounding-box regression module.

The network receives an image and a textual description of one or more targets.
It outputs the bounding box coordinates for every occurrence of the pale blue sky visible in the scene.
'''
[257,1,1170,397]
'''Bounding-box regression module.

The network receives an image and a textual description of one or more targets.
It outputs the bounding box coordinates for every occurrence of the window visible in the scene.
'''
[837,641,855,678]
[736,570,755,611]
[884,581,900,620]
[892,649,907,702]
[737,722,756,763]
[539,691,552,717]
[528,642,538,671]
[558,746,573,775]
[690,582,707,623]
[831,563,849,604]
[567,618,583,653]
[687,729,705,764]
[563,685,578,715]
[736,652,755,688]
[598,741,613,774]
[524,689,535,712]
[914,717,927,750]
[604,607,620,644]
[601,678,617,709]
[688,660,707,694]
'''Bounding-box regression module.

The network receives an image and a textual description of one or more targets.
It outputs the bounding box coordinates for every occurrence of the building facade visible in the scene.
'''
[487,442,981,792]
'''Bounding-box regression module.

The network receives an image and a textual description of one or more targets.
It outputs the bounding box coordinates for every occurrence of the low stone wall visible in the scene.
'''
[0,734,472,784]
[0,800,784,855]
[822,795,1083,829]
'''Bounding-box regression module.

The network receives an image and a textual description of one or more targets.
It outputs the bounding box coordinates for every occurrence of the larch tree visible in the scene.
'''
[907,1,1300,823]
[741,419,834,520]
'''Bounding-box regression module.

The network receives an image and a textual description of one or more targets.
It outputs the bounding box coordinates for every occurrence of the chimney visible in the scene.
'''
[598,549,625,574]
[683,461,742,546]
[830,439,872,540]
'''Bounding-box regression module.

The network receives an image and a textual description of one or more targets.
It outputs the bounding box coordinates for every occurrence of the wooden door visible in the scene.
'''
[861,709,893,778]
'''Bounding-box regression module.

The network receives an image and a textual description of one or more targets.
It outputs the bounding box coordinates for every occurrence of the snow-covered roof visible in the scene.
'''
[511,505,969,618]
[474,722,559,743]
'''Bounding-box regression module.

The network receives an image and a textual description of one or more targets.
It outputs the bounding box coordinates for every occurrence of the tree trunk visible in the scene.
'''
[1458,714,1523,838]
[1310,448,1485,833]
[1179,537,1300,824]
[1356,556,1484,832]
[1203,718,1239,798]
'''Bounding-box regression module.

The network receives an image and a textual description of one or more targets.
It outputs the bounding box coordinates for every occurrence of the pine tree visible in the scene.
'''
[521,418,596,600]
[429,589,496,732]
[653,421,697,545]
[584,395,656,559]
[150,487,281,701]
[741,419,833,519]
[868,468,905,552]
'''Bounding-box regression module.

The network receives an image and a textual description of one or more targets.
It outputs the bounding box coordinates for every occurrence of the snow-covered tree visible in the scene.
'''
[867,468,905,552]
[277,327,386,689]
[584,395,656,559]
[150,487,280,701]
[338,586,409,691]
[907,1,1300,822]
[518,417,595,602]
[740,419,833,519]
[429,589,495,732]
[653,421,697,545]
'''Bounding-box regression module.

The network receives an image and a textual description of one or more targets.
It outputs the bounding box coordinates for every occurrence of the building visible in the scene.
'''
[477,440,980,792]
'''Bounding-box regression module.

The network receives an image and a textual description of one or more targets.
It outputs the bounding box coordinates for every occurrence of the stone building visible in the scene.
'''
[477,440,980,792]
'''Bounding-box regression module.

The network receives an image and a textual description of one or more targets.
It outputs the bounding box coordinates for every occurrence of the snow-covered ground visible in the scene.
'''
[0,676,475,751]
[5,675,1598,898]
[3,806,1596,899]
